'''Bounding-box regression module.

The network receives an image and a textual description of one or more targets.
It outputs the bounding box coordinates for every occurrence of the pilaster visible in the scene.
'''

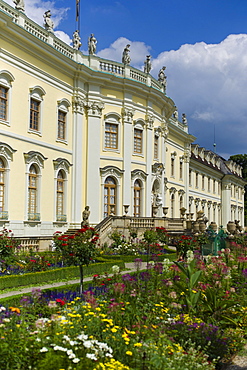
[122,107,134,210]
[86,100,104,224]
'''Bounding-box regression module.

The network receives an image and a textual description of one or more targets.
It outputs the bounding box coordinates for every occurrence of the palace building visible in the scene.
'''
[0,0,245,246]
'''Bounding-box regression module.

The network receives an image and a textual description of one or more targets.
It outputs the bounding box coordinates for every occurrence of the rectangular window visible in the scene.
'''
[30,98,40,131]
[202,175,205,189]
[0,86,8,121]
[58,110,66,140]
[134,128,142,153]
[196,173,199,188]
[179,161,183,179]
[154,136,158,159]
[171,158,175,177]
[208,177,210,192]
[105,123,118,149]
[189,170,192,186]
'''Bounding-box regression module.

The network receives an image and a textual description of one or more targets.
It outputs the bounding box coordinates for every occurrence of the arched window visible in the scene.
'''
[28,164,39,220]
[0,70,15,124]
[171,194,175,218]
[56,170,65,221]
[179,195,183,211]
[0,158,5,213]
[134,179,141,217]
[104,176,116,217]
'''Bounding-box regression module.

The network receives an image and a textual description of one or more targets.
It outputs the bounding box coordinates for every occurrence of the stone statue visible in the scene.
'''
[72,30,82,50]
[182,113,188,125]
[88,34,97,55]
[144,55,152,74]
[81,206,90,228]
[43,10,54,32]
[122,44,131,65]
[155,193,163,207]
[158,66,167,92]
[173,106,178,120]
[13,0,25,11]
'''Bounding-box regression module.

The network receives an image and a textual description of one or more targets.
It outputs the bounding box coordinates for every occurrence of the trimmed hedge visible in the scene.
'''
[0,260,124,291]
[98,253,176,263]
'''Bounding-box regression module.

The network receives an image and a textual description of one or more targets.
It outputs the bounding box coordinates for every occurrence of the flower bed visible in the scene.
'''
[1,242,247,369]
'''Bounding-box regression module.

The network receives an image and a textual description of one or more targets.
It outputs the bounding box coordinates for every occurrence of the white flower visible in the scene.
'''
[112,265,120,273]
[72,358,80,363]
[86,353,97,361]
[77,333,88,341]
[40,347,48,352]
[0,306,6,312]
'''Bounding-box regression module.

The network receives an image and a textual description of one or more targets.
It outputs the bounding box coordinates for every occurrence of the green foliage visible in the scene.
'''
[0,229,20,267]
[0,261,124,290]
[173,259,202,313]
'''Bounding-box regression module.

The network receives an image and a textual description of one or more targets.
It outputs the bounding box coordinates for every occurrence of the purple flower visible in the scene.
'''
[242,269,247,278]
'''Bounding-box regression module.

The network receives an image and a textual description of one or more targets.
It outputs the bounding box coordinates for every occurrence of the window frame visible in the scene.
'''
[0,70,15,126]
[103,113,121,152]
[28,86,46,135]
[133,120,145,156]
[57,99,70,143]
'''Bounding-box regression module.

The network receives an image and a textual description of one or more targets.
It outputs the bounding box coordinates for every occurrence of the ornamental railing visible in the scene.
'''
[28,213,40,221]
[0,0,165,93]
[56,214,67,222]
[0,211,8,220]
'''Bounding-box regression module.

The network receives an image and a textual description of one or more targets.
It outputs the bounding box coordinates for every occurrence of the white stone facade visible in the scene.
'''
[0,0,245,241]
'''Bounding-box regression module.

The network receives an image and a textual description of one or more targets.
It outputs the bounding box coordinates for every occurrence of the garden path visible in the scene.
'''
[0,262,137,299]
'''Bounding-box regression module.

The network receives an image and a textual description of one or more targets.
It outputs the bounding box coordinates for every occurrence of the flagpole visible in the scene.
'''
[76,0,80,35]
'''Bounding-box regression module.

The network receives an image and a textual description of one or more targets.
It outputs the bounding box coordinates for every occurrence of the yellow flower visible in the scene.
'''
[134,342,142,347]
[126,351,132,356]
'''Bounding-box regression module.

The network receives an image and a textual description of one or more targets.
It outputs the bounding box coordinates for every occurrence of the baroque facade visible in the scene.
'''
[0,0,245,241]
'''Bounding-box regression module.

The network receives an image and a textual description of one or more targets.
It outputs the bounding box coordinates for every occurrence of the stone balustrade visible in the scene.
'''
[0,0,164,93]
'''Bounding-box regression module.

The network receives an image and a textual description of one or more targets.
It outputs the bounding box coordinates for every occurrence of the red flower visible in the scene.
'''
[56,298,66,306]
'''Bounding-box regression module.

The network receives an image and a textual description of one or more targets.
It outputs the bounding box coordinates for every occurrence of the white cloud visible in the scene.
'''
[54,31,71,45]
[97,37,151,68]
[5,0,70,41]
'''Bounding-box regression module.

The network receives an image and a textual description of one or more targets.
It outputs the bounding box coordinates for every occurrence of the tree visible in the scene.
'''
[53,227,99,295]
[229,154,247,225]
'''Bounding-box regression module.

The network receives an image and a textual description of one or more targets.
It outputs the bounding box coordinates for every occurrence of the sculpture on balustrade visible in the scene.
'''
[155,193,163,207]
[81,206,90,228]
[144,55,152,74]
[72,30,82,50]
[173,106,178,120]
[122,44,131,65]
[13,0,25,11]
[88,34,97,55]
[182,113,188,125]
[43,10,54,32]
[158,66,167,92]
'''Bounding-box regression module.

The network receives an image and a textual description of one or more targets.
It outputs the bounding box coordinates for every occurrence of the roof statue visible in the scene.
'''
[173,106,178,120]
[122,44,131,65]
[43,10,54,32]
[144,55,152,74]
[158,66,167,93]
[88,34,97,55]
[72,30,82,50]
[13,0,25,11]
[182,113,188,125]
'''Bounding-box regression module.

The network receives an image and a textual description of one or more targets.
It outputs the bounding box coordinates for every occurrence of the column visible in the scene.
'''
[184,144,190,211]
[145,113,154,216]
[221,182,231,227]
[86,101,104,224]
[71,95,85,228]
[122,108,134,211]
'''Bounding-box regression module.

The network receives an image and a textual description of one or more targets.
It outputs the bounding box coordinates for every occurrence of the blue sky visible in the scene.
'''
[5,0,247,159]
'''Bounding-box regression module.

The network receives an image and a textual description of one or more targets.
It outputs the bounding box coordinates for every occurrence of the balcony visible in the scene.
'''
[0,211,8,220]
[28,213,40,221]
[56,214,67,222]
